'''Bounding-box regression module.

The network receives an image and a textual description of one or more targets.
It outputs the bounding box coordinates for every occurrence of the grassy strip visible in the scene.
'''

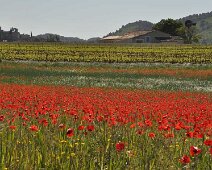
[0,61,212,92]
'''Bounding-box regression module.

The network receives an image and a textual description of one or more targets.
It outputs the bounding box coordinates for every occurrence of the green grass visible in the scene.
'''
[1,115,210,169]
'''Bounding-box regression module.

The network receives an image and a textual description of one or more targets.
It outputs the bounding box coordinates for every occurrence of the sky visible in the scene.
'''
[0,0,211,39]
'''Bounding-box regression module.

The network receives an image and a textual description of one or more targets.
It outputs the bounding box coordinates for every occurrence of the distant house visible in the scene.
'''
[101,30,173,43]
[0,27,33,42]
[0,27,21,42]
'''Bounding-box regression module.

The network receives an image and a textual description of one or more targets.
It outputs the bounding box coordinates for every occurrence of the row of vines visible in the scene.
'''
[0,43,212,63]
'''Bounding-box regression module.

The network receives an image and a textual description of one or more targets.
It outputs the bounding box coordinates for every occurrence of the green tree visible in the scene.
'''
[55,35,60,42]
[47,34,60,42]
[177,26,201,44]
[153,18,183,36]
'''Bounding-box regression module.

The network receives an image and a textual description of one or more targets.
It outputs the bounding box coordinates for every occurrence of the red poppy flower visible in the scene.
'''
[87,125,95,132]
[67,128,74,137]
[52,119,57,125]
[0,115,5,121]
[175,123,181,130]
[137,130,144,135]
[158,124,170,131]
[186,131,194,138]
[78,125,85,131]
[97,116,104,122]
[164,133,174,138]
[190,146,202,156]
[194,133,203,139]
[9,125,16,130]
[180,155,190,164]
[39,119,48,126]
[29,125,39,132]
[58,124,66,129]
[137,122,144,128]
[183,125,192,130]
[116,142,125,152]
[149,132,155,138]
[145,119,152,127]
[204,139,212,146]
[130,123,136,128]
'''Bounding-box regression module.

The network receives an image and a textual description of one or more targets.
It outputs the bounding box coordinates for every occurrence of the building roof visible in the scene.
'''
[102,30,172,41]
[103,35,122,40]
[122,31,153,39]
[102,31,153,40]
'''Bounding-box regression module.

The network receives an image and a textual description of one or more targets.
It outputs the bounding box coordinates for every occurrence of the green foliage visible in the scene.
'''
[177,26,201,44]
[0,43,212,64]
[153,18,183,36]
[179,11,212,44]
[35,34,85,43]
[47,34,60,42]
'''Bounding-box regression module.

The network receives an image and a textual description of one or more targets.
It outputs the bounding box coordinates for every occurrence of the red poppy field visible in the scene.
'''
[0,43,212,169]
[0,83,211,169]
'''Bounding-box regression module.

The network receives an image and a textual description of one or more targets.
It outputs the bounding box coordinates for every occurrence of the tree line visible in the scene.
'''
[153,19,200,44]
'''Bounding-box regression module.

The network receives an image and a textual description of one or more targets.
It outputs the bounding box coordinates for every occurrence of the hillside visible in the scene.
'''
[34,33,85,43]
[106,20,153,36]
[108,11,212,44]
[34,34,102,43]
[178,11,212,44]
